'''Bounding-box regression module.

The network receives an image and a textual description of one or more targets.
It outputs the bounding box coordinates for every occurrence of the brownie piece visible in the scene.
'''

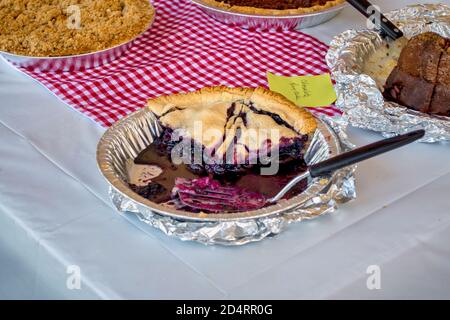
[384,67,435,113]
[384,32,449,116]
[437,44,450,85]
[429,44,450,116]
[429,84,450,116]
[395,32,445,82]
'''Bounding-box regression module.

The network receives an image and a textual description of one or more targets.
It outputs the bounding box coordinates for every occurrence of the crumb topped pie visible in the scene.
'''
[128,87,317,213]
[198,0,345,15]
[0,0,155,57]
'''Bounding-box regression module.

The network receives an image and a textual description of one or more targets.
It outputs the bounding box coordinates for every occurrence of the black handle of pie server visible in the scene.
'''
[346,0,404,40]
[309,130,425,178]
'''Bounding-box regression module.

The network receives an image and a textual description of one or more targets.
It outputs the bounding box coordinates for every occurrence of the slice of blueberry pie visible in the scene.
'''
[130,87,317,213]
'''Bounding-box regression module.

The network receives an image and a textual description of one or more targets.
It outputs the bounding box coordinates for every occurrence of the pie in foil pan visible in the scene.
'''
[0,1,155,72]
[97,107,356,246]
[326,4,450,143]
[189,0,347,31]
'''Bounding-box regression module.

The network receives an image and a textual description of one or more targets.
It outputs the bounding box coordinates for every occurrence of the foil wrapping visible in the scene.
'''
[97,108,355,246]
[326,4,450,143]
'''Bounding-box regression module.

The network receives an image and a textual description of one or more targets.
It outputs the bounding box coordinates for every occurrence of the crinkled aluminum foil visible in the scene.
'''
[326,4,450,143]
[97,108,355,245]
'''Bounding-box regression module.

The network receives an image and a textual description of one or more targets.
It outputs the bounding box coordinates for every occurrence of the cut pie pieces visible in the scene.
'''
[198,0,345,15]
[147,87,317,175]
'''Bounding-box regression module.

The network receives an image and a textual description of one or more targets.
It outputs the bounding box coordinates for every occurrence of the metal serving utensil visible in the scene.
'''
[174,130,424,211]
[268,129,425,203]
[346,0,404,41]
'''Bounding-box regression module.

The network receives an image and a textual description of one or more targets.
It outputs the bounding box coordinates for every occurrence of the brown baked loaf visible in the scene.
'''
[384,32,450,117]
[430,47,450,115]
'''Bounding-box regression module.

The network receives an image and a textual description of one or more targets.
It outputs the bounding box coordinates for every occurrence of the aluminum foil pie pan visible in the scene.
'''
[0,4,155,72]
[189,0,347,31]
[97,107,356,245]
[326,4,450,143]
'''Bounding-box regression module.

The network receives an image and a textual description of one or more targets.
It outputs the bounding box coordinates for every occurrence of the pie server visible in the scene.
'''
[269,129,425,203]
[346,0,404,41]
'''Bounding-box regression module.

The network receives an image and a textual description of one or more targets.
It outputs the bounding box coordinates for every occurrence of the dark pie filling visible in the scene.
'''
[221,0,332,10]
[129,100,311,213]
[173,177,268,212]
[150,126,308,175]
[130,126,309,213]
[129,182,167,202]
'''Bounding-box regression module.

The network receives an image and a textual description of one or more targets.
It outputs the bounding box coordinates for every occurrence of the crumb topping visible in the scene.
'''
[0,0,154,57]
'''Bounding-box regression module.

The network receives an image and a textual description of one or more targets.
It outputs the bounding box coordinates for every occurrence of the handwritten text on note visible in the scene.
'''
[267,72,337,107]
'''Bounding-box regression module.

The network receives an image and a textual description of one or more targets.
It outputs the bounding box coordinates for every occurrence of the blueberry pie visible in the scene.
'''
[130,87,317,213]
[198,0,345,15]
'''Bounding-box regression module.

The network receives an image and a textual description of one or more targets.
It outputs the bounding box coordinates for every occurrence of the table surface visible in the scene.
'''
[1,0,449,300]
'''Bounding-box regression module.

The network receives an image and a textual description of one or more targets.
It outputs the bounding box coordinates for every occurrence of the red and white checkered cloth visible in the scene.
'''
[19,0,341,127]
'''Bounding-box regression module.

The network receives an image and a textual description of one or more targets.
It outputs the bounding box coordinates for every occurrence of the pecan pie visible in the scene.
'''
[130,87,317,213]
[0,0,154,57]
[199,0,345,15]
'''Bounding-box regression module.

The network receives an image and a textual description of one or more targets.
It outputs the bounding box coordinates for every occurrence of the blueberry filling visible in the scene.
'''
[131,100,311,213]
[247,103,298,133]
[150,126,308,176]
[173,177,267,213]
[130,182,166,201]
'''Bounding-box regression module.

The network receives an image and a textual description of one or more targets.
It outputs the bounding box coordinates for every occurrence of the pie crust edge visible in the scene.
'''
[196,0,346,16]
[147,86,318,135]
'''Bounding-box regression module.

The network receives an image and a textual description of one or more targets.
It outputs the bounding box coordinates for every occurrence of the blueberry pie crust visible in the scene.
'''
[147,86,316,174]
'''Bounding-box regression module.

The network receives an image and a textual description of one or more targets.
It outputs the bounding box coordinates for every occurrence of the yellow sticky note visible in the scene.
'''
[267,72,337,107]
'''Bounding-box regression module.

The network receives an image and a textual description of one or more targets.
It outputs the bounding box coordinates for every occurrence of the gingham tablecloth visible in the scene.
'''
[2,0,450,300]
[12,0,340,127]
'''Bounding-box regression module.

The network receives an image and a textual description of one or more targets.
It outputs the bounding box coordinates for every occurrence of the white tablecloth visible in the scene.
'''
[1,0,449,299]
